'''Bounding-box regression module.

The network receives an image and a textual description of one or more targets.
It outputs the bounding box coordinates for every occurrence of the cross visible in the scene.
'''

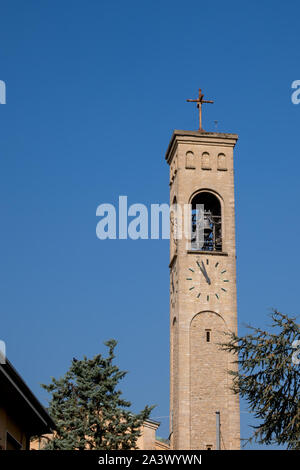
[186,88,214,132]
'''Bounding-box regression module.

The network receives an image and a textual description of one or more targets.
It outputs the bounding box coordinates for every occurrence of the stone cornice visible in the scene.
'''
[165,130,238,165]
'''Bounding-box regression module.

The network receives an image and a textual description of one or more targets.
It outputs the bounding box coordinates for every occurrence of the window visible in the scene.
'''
[191,192,222,251]
[206,330,211,342]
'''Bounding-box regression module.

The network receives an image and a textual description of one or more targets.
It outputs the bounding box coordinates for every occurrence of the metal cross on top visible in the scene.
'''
[186,88,214,132]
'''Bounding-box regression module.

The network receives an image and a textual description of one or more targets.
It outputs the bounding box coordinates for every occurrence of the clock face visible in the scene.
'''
[186,258,230,301]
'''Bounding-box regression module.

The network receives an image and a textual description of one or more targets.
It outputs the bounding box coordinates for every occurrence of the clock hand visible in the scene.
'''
[198,262,205,278]
[200,261,207,274]
[198,262,206,277]
[201,261,209,278]
[200,261,211,285]
[197,260,211,285]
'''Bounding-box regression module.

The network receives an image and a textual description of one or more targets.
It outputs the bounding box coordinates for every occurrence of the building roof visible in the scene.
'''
[0,359,55,436]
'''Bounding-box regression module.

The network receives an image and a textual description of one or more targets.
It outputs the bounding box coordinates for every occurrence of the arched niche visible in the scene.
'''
[185,150,195,169]
[189,310,228,449]
[217,152,227,171]
[201,152,211,170]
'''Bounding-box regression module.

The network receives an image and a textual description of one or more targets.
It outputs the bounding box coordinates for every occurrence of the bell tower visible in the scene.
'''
[166,90,240,450]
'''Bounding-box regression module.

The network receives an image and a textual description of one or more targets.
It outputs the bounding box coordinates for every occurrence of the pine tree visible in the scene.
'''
[41,339,154,450]
[221,310,300,449]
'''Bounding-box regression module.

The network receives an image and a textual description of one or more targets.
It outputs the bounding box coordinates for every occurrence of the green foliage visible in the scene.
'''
[41,339,154,450]
[221,310,300,449]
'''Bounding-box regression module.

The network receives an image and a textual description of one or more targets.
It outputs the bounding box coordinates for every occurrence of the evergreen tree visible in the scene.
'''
[41,340,154,450]
[221,310,300,449]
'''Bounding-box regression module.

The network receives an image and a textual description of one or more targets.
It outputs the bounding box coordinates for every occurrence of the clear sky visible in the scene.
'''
[0,0,299,449]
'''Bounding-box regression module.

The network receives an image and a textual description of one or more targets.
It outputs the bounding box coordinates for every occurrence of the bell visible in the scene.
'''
[203,212,212,232]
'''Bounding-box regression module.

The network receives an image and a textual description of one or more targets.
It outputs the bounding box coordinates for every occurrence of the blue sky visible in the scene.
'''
[0,0,299,449]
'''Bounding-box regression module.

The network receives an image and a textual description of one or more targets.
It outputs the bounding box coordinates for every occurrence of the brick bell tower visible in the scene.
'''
[166,89,240,450]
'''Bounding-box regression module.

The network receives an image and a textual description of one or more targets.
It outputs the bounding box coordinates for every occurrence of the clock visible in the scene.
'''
[186,258,230,301]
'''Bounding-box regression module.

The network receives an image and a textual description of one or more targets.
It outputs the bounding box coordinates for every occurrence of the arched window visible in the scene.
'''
[191,192,222,251]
